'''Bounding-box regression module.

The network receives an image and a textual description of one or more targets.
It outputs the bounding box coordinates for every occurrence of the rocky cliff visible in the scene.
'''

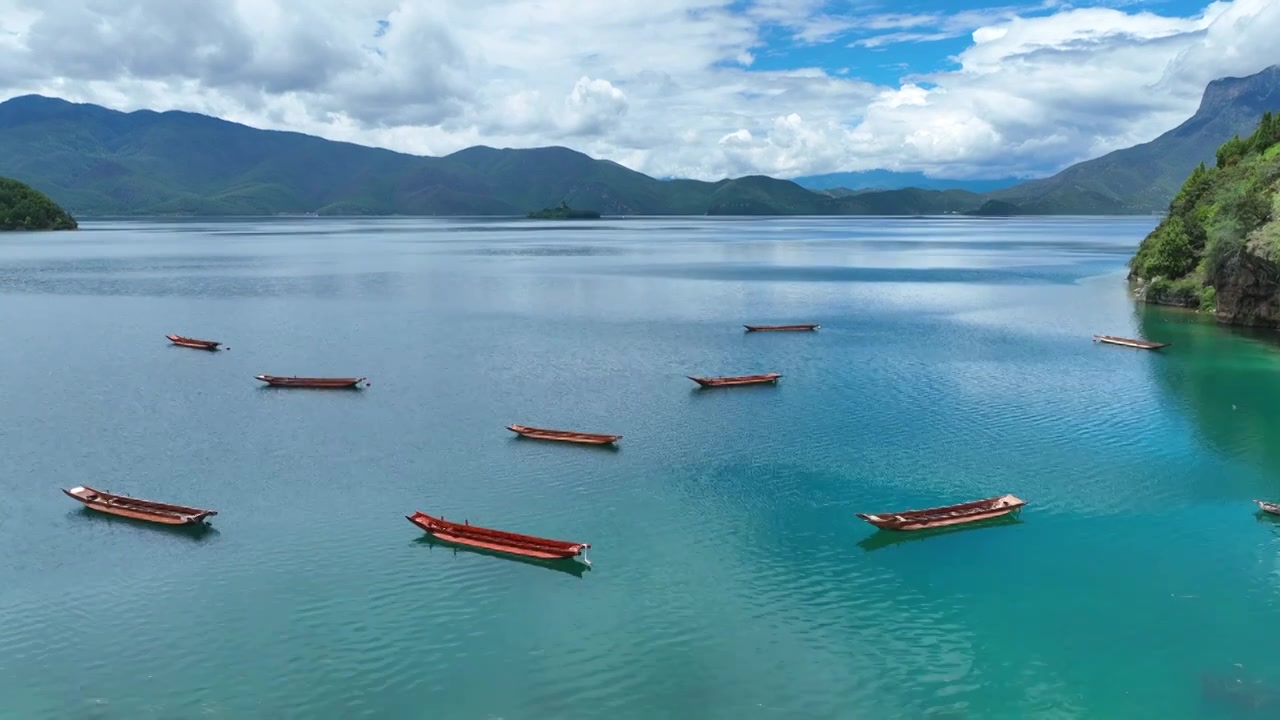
[1210,236,1280,326]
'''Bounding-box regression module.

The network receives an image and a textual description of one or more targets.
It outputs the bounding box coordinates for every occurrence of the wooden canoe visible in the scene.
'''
[415,535,591,577]
[507,424,621,444]
[1255,500,1280,516]
[744,324,820,332]
[63,485,217,525]
[167,334,221,350]
[856,494,1026,531]
[1093,334,1169,350]
[688,373,782,387]
[255,374,365,388]
[406,511,590,562]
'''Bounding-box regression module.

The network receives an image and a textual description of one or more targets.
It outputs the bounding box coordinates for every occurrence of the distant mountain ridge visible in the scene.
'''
[0,95,979,217]
[990,65,1280,214]
[794,170,1020,194]
[0,66,1277,217]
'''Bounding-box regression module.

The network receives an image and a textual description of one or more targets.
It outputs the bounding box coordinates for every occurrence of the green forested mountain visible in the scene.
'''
[992,66,1280,214]
[794,169,1019,193]
[1129,111,1280,326]
[3,66,1277,218]
[0,176,77,230]
[0,95,979,217]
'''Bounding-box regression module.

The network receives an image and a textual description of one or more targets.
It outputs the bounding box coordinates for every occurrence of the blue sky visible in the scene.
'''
[743,0,1210,84]
[0,0,1275,180]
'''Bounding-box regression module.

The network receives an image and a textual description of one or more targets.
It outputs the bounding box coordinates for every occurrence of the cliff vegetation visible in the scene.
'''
[1129,111,1280,325]
[0,177,78,230]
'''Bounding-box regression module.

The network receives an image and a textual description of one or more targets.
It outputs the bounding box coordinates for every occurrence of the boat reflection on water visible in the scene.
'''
[857,515,1024,552]
[1201,670,1280,715]
[413,536,591,578]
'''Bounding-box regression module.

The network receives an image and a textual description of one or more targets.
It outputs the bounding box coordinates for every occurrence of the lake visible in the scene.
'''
[2,216,1280,719]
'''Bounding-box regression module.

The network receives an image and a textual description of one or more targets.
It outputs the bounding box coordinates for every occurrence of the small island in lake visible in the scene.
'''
[527,201,601,220]
[0,177,77,231]
[964,199,1025,217]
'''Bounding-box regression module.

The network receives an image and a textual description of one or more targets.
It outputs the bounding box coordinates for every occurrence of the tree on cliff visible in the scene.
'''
[0,177,77,230]
[1130,110,1280,319]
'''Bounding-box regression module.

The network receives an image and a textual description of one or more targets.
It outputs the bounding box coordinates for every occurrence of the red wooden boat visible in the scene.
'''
[255,374,365,388]
[507,424,621,445]
[1255,500,1280,516]
[744,324,820,332]
[406,511,590,563]
[166,334,221,350]
[63,485,217,525]
[1093,334,1169,350]
[856,494,1026,531]
[688,373,781,387]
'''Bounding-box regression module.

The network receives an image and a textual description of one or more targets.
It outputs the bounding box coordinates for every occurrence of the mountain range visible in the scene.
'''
[793,170,1020,194]
[989,65,1280,214]
[0,65,1277,217]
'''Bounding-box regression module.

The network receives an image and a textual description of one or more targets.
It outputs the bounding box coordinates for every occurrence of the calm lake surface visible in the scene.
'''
[4,216,1280,719]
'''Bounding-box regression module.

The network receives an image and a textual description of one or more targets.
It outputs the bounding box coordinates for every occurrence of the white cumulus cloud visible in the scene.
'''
[0,0,1275,180]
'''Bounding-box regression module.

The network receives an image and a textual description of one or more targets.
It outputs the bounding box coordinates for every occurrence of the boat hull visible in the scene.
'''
[688,373,781,387]
[166,334,220,350]
[429,530,577,559]
[414,536,589,576]
[507,424,620,444]
[857,494,1026,532]
[1093,334,1169,350]
[744,324,819,332]
[406,511,589,563]
[63,486,216,525]
[860,506,1022,531]
[255,375,365,388]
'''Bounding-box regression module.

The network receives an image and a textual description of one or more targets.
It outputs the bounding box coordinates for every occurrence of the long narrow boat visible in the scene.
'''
[1255,500,1280,516]
[856,494,1026,531]
[744,324,820,332]
[858,514,1023,551]
[688,373,782,387]
[507,424,621,445]
[1093,334,1170,350]
[166,334,221,350]
[255,374,366,388]
[406,511,590,563]
[415,535,590,577]
[63,485,217,525]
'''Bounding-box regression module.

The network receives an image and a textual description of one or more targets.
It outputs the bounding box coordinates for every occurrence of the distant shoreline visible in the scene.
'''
[66,213,1165,221]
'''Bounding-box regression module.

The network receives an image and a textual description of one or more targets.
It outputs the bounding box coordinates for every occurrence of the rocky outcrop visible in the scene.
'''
[1132,277,1201,310]
[1211,241,1280,326]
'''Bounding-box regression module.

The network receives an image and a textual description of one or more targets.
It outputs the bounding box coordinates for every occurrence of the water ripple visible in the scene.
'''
[2,216,1274,720]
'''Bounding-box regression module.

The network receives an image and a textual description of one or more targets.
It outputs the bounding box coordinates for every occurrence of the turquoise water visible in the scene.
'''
[3,216,1280,718]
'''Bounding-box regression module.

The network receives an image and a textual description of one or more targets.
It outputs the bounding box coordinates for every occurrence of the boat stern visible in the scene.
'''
[185,510,217,524]
[63,485,92,500]
[855,512,892,529]
[999,494,1028,511]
